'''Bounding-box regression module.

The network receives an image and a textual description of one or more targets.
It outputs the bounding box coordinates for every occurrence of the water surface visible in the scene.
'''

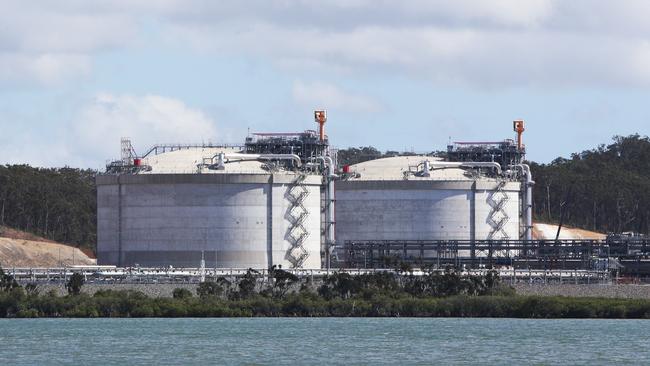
[0,318,647,365]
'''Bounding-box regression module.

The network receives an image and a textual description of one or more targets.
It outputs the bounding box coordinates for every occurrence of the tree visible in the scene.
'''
[66,272,85,295]
[267,265,299,298]
[24,283,38,296]
[0,267,20,292]
[531,134,650,235]
[172,288,193,299]
[197,277,231,299]
[236,269,260,299]
[0,165,97,250]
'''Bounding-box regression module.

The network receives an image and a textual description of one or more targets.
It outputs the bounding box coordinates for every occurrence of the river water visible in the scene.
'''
[0,318,647,365]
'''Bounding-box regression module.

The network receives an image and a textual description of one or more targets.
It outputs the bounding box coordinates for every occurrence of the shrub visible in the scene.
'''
[66,273,85,296]
[0,267,20,292]
[16,308,39,318]
[172,288,193,299]
[197,281,226,299]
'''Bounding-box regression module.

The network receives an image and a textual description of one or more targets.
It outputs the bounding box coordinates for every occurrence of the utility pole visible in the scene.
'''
[200,251,205,283]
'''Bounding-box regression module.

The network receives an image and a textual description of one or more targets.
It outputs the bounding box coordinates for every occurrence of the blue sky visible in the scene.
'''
[0,1,649,169]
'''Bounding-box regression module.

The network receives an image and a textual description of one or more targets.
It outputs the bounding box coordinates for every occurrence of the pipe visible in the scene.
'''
[213,152,226,170]
[316,156,335,272]
[523,164,534,242]
[421,160,431,177]
[221,153,302,168]
[511,164,535,241]
[426,161,502,175]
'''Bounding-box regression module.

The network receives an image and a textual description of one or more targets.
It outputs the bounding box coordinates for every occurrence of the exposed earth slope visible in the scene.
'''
[0,226,95,267]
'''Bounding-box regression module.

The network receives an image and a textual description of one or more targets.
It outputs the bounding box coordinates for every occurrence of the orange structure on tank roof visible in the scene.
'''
[513,120,525,150]
[314,110,327,141]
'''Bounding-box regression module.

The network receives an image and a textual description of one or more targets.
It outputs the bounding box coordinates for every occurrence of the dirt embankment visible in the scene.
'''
[0,226,95,268]
[533,223,606,240]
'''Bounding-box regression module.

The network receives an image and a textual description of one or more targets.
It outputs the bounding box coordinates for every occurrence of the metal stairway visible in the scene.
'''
[285,174,310,268]
[487,180,510,240]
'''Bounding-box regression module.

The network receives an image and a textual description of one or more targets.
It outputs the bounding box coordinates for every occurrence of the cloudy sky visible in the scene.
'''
[1,1,649,168]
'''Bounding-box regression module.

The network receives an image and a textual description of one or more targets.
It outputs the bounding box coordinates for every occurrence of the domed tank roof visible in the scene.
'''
[140,147,302,175]
[344,155,498,181]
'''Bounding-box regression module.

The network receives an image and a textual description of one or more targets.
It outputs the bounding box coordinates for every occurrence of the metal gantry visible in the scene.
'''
[343,238,650,272]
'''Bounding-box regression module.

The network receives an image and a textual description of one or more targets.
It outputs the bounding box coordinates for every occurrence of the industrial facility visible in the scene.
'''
[337,121,534,264]
[97,111,334,269]
[96,114,538,270]
[96,115,650,275]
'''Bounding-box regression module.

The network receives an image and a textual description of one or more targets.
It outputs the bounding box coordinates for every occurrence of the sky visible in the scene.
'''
[0,0,649,169]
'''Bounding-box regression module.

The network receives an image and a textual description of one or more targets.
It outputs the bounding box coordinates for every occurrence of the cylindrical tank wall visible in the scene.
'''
[335,180,521,257]
[97,174,321,269]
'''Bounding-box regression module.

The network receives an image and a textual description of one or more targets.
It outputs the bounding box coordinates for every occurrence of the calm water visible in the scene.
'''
[0,318,648,365]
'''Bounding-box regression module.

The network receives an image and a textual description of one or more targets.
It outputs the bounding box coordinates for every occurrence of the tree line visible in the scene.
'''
[530,134,650,234]
[0,165,97,249]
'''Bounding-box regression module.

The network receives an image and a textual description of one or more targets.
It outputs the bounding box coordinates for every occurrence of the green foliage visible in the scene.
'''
[197,281,223,298]
[0,267,20,292]
[2,279,650,318]
[24,283,38,296]
[401,269,503,298]
[336,147,446,167]
[235,269,259,299]
[66,273,85,296]
[264,265,299,299]
[531,134,650,234]
[336,146,383,166]
[172,288,193,299]
[0,165,97,249]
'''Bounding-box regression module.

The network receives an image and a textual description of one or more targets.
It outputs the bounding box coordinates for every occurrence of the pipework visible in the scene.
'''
[510,164,534,241]
[206,152,303,170]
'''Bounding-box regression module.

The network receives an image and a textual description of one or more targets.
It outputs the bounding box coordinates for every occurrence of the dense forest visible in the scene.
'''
[530,134,650,235]
[0,165,96,249]
[0,134,647,252]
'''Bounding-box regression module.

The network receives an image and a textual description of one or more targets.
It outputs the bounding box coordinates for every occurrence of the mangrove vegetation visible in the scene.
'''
[2,267,650,319]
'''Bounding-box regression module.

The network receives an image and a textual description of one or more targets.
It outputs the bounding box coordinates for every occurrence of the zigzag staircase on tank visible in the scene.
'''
[285,174,310,268]
[487,179,510,241]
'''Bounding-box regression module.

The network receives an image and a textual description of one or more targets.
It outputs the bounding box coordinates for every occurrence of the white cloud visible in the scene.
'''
[0,53,91,85]
[0,1,139,85]
[160,0,650,88]
[292,80,383,113]
[74,93,217,164]
[4,1,650,87]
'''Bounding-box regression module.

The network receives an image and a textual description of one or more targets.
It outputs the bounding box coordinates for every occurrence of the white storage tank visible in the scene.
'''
[97,146,322,269]
[335,156,523,256]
